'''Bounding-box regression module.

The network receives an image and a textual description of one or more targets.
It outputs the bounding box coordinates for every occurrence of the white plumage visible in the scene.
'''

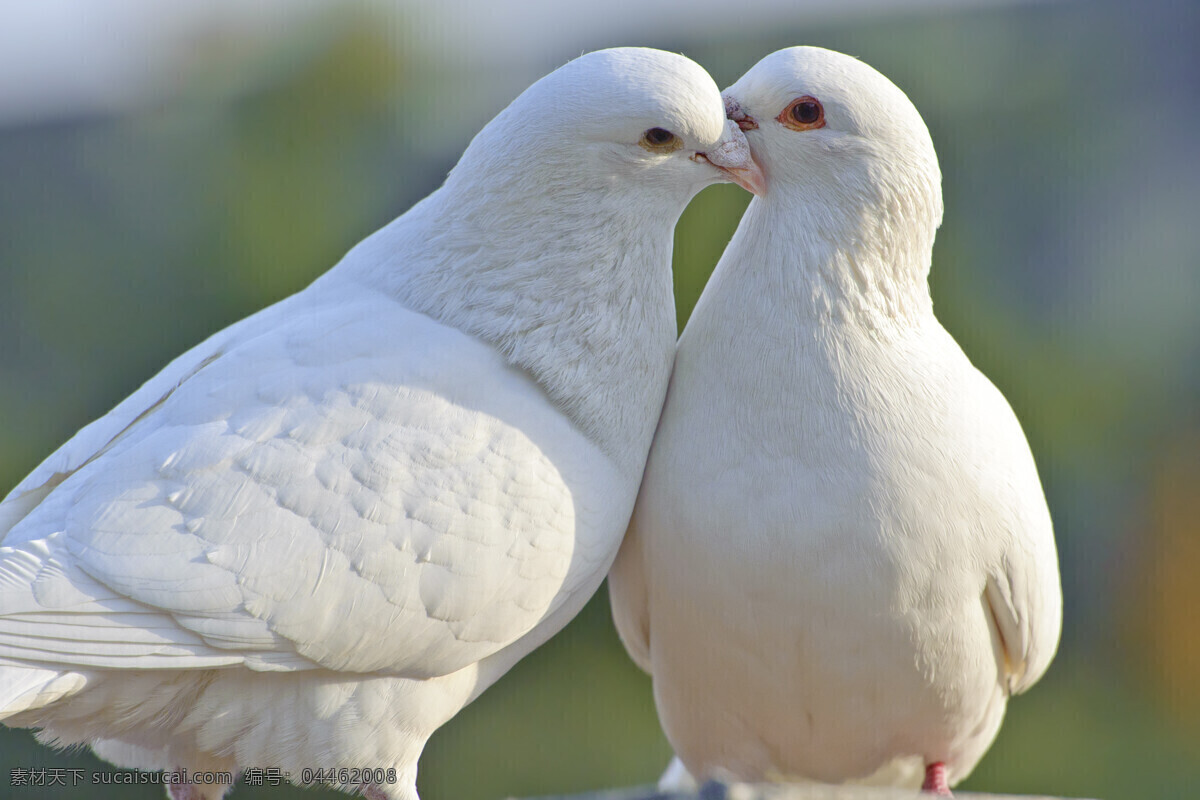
[0,47,759,800]
[609,46,1062,794]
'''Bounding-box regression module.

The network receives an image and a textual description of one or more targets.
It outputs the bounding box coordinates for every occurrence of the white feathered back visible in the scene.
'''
[0,47,749,800]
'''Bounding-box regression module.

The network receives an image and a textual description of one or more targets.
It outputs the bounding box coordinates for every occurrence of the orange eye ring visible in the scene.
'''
[778,96,825,131]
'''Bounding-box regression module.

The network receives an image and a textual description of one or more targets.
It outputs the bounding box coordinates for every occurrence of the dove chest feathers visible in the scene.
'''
[612,45,1062,789]
[658,199,991,583]
[664,302,995,616]
[638,201,1055,781]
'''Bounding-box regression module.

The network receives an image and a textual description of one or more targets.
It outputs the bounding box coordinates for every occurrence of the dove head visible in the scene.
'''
[723,47,943,262]
[347,48,763,473]
[446,47,764,206]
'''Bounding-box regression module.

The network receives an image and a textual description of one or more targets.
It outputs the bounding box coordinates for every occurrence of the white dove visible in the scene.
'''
[609,46,1062,796]
[0,47,763,800]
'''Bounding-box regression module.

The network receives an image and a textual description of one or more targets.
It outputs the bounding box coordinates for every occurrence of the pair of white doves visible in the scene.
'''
[0,46,1061,800]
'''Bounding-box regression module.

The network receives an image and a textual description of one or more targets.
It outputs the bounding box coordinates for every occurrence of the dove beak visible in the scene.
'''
[712,156,767,197]
[695,117,768,197]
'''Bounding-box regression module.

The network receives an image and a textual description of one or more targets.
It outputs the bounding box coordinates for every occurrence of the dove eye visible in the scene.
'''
[640,127,681,152]
[778,96,825,131]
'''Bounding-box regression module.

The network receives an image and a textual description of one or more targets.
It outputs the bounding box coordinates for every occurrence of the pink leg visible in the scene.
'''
[360,783,389,800]
[921,761,952,796]
[167,781,205,800]
[167,772,232,800]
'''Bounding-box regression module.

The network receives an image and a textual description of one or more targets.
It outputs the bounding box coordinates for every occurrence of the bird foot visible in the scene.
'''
[921,761,952,796]
[166,769,232,800]
[359,783,389,800]
[167,780,206,800]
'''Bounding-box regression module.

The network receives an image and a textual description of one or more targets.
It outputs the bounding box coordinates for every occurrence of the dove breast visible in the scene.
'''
[610,45,1061,792]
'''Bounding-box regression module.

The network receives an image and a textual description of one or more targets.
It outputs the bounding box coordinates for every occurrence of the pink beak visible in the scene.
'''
[696,118,767,196]
[713,157,768,197]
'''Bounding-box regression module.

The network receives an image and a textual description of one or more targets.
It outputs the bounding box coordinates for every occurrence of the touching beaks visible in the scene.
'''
[712,156,768,197]
[695,117,767,196]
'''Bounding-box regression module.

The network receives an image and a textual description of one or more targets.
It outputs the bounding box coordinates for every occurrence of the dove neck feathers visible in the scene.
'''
[332,167,678,475]
[724,157,941,330]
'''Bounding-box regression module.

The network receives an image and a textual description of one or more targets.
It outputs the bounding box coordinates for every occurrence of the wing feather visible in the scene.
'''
[0,280,619,680]
[967,367,1063,697]
[986,541,1061,695]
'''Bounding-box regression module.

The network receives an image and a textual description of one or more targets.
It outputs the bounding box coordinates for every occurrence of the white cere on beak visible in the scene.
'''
[704,119,753,171]
[695,119,767,196]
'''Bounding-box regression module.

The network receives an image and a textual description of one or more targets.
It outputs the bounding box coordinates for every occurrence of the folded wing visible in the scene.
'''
[0,281,605,681]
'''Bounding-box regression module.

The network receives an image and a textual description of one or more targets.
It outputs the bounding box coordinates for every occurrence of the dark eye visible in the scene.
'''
[793,102,820,124]
[778,96,825,131]
[640,127,681,151]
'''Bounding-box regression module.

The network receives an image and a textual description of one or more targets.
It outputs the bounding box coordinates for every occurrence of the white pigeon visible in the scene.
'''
[609,46,1062,796]
[0,47,763,800]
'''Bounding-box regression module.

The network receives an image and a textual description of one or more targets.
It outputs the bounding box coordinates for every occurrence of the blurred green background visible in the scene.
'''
[1,1,1197,798]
